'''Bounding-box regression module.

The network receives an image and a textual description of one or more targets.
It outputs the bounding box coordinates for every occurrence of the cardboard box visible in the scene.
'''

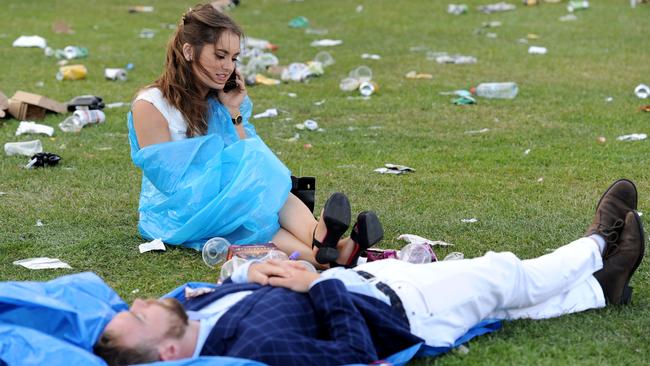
[0,91,8,118]
[7,91,66,121]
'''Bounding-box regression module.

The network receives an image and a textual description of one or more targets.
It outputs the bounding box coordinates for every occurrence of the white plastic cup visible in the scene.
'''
[634,84,649,99]
[104,68,128,81]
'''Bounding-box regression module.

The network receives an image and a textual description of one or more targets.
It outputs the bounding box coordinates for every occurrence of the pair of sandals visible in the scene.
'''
[312,192,384,267]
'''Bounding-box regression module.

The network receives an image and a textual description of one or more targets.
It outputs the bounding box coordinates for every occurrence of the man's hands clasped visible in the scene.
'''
[248,260,321,293]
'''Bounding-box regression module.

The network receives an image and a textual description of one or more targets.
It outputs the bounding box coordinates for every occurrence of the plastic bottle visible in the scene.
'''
[471,82,519,99]
[398,243,434,264]
[202,237,231,268]
[73,109,106,125]
[58,116,85,133]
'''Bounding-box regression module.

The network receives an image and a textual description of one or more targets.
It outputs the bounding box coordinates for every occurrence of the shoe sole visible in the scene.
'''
[621,210,645,304]
[314,192,351,264]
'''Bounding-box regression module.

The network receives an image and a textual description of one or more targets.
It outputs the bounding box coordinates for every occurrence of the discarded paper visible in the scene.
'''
[616,133,647,142]
[310,39,343,47]
[139,238,166,253]
[461,218,478,223]
[398,234,454,247]
[374,164,415,175]
[13,257,72,270]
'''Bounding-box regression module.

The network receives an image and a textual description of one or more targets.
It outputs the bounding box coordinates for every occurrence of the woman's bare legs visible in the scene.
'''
[273,193,357,267]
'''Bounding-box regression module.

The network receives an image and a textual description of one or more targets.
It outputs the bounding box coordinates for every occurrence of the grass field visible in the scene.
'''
[1,0,649,364]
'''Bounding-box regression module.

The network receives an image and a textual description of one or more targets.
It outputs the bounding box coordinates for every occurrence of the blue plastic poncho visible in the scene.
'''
[127,96,291,250]
[0,273,501,366]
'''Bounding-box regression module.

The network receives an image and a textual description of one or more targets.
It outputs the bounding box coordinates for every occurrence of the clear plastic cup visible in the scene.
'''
[339,77,360,92]
[314,51,335,67]
[349,65,373,82]
[202,237,231,268]
[219,256,247,281]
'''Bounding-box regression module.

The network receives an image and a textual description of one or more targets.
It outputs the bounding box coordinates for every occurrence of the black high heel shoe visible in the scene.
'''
[313,192,351,264]
[344,211,384,267]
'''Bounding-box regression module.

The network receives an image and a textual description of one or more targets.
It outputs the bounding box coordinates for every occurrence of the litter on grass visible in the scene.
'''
[528,46,547,55]
[374,164,415,175]
[13,257,72,270]
[444,252,465,261]
[405,71,433,79]
[310,39,343,47]
[361,53,381,60]
[139,238,166,253]
[12,35,47,48]
[398,234,454,247]
[461,218,478,223]
[634,84,649,99]
[253,108,278,119]
[15,121,54,137]
[448,4,468,15]
[4,140,43,156]
[616,133,647,141]
[478,2,516,13]
[35,220,44,227]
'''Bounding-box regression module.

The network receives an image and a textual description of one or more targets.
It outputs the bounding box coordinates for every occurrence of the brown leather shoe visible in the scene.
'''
[594,211,645,305]
[585,179,637,248]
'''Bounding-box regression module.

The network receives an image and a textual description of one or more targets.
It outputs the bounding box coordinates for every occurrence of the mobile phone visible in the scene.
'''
[223,69,238,93]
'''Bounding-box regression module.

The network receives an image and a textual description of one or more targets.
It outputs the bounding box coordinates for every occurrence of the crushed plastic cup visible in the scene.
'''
[105,68,127,81]
[359,81,378,97]
[339,77,361,92]
[202,237,231,268]
[303,119,319,131]
[314,51,335,67]
[349,65,373,82]
[4,140,43,157]
[219,256,247,281]
[399,243,435,264]
[634,84,649,99]
[56,64,87,81]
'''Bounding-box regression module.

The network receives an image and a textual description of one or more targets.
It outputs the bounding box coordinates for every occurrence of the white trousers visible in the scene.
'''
[355,237,606,347]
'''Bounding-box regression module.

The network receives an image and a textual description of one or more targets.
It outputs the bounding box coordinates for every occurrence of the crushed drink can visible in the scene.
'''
[73,109,106,125]
[104,68,127,81]
[359,81,378,97]
[56,64,87,81]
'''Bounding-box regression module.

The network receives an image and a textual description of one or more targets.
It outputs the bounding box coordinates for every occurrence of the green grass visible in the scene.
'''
[1,0,649,364]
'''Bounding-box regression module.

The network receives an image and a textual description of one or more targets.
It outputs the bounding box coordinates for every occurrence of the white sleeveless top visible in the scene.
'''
[134,88,188,141]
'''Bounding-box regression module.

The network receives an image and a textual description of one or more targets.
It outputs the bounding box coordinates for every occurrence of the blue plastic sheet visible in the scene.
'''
[127,96,292,250]
[0,273,501,366]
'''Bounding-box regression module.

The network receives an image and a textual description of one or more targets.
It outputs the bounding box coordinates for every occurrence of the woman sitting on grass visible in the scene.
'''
[127,4,382,267]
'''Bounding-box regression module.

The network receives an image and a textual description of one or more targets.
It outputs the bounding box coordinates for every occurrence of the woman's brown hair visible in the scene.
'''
[152,4,243,137]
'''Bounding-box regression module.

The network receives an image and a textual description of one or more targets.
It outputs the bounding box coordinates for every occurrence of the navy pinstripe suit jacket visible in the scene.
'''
[183,279,422,366]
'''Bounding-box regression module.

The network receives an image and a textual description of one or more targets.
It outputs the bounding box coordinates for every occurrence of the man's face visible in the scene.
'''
[104,298,188,351]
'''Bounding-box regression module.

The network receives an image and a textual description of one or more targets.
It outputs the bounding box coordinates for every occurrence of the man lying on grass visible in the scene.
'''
[95,180,645,366]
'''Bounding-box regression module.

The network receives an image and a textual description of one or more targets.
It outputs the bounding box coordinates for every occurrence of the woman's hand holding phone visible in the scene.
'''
[218,68,247,117]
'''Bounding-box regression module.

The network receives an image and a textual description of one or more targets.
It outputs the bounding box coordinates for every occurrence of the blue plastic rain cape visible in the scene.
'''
[0,273,501,366]
[127,96,291,250]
